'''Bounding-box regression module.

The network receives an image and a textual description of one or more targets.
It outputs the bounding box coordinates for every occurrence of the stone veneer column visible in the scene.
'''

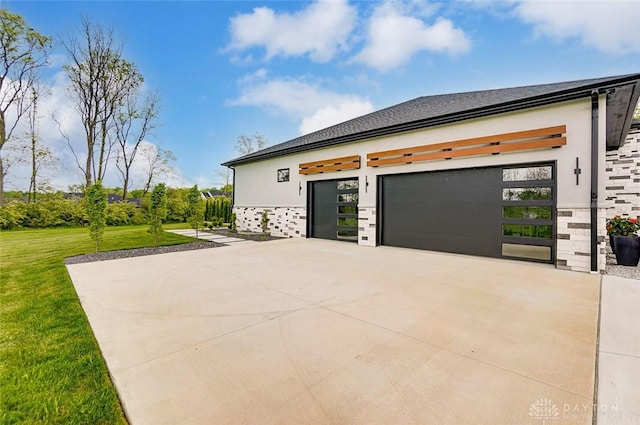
[556,208,606,273]
[233,207,306,238]
[605,130,639,218]
[358,207,377,247]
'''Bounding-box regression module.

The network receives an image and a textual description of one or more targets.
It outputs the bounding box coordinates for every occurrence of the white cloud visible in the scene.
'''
[299,100,374,134]
[227,0,357,62]
[230,74,374,135]
[513,0,640,54]
[352,1,470,72]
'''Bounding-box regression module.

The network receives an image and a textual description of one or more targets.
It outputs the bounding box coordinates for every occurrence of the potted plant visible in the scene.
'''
[606,215,640,266]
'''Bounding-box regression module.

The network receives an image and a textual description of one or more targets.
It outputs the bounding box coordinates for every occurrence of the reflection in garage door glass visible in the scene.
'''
[502,187,552,201]
[502,166,552,181]
[338,193,358,203]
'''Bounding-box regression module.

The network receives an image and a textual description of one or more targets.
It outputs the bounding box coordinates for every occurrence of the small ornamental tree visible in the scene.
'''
[261,210,270,233]
[186,184,204,237]
[148,183,167,246]
[86,180,107,252]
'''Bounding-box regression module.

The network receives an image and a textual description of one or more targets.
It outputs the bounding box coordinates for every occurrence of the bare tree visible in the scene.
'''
[234,134,268,156]
[0,9,51,206]
[139,143,176,195]
[114,90,160,199]
[215,167,232,187]
[62,17,142,189]
[25,86,57,202]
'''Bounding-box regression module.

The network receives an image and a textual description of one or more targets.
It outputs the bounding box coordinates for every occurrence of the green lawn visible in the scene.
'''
[0,224,194,424]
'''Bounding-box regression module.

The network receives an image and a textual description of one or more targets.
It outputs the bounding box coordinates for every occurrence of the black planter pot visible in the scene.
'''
[612,235,640,266]
[609,234,616,254]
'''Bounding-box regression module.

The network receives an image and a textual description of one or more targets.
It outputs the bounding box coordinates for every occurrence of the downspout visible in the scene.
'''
[227,165,236,206]
[590,90,599,273]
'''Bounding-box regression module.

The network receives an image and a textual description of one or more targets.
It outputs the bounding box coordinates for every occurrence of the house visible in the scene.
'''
[201,190,231,199]
[222,74,640,273]
[106,193,141,207]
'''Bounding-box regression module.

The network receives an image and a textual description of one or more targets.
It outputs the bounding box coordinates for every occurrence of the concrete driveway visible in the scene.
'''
[67,238,600,425]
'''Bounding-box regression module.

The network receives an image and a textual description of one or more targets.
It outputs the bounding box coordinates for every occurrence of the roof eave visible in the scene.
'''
[222,74,640,167]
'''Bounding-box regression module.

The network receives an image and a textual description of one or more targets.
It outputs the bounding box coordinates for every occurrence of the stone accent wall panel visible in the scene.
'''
[556,208,606,273]
[234,207,306,238]
[605,129,640,218]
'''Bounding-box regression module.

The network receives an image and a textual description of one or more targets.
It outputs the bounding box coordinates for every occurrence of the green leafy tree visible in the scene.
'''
[165,187,188,222]
[186,184,204,237]
[148,182,167,246]
[0,9,51,206]
[221,183,233,195]
[86,180,107,252]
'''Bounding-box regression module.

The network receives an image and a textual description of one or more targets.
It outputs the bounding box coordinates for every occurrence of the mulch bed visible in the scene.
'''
[65,228,285,265]
[65,241,224,265]
[209,228,285,242]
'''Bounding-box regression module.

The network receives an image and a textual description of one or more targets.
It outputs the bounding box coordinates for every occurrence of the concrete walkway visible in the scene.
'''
[167,228,252,244]
[597,275,640,425]
[67,238,603,425]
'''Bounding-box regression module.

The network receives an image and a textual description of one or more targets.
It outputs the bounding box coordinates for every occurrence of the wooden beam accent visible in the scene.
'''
[367,125,566,168]
[299,155,361,175]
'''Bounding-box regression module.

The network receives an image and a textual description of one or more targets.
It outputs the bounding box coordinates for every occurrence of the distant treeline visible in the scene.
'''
[0,189,233,230]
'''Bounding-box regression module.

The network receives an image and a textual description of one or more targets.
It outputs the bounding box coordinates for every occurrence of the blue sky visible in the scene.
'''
[3,0,640,190]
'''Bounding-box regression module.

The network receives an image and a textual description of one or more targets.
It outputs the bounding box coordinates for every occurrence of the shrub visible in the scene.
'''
[106,202,145,226]
[0,204,24,229]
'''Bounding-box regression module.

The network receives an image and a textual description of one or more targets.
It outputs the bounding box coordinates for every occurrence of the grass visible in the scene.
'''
[0,224,195,424]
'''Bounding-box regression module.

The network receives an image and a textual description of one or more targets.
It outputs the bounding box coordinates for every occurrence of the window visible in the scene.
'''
[503,224,552,239]
[338,217,358,227]
[338,193,358,203]
[502,166,552,182]
[502,206,552,219]
[502,187,552,201]
[277,168,290,182]
[501,244,551,261]
[338,205,357,214]
[337,180,358,190]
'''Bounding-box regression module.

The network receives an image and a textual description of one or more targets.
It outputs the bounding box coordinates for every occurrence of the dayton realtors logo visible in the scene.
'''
[529,398,559,424]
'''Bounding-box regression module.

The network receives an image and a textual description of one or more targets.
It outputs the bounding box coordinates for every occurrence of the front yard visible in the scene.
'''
[0,224,194,425]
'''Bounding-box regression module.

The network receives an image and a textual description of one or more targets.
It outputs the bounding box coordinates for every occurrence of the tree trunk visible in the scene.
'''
[0,109,5,207]
[85,134,94,189]
[29,132,36,203]
[122,167,129,200]
[97,122,107,182]
[0,156,4,208]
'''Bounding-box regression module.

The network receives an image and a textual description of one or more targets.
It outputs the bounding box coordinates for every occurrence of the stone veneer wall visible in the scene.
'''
[556,208,607,273]
[605,129,640,219]
[233,207,306,238]
[358,207,377,247]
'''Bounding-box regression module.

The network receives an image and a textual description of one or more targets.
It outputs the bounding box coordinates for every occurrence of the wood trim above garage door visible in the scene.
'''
[299,155,361,175]
[367,126,566,168]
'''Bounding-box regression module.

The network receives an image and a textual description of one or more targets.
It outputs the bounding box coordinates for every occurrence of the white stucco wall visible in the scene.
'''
[234,96,607,211]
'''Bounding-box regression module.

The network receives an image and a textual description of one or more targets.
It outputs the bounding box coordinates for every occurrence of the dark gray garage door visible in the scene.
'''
[379,164,555,262]
[309,178,359,242]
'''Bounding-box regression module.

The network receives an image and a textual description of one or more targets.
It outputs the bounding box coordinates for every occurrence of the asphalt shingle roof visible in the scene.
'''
[223,73,640,166]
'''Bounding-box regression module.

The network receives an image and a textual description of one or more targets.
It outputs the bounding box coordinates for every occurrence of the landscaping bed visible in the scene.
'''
[65,240,224,265]
[209,228,285,242]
